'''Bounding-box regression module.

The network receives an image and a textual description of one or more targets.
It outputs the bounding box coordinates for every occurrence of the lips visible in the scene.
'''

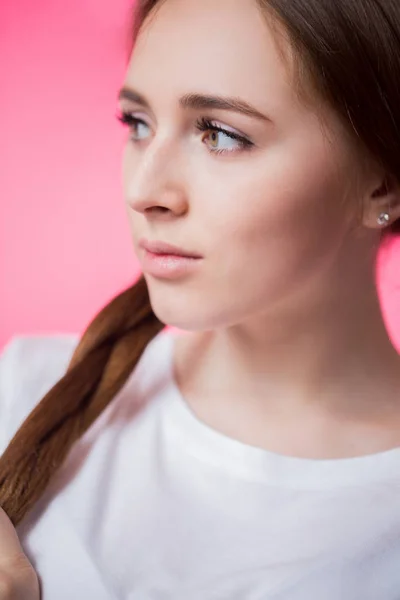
[138,238,203,259]
[138,237,203,279]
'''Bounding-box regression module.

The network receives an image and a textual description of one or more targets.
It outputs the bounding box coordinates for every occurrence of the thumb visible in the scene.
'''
[0,507,39,600]
[0,507,26,564]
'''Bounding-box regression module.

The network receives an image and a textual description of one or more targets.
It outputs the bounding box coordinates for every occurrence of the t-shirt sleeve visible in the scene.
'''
[0,335,80,454]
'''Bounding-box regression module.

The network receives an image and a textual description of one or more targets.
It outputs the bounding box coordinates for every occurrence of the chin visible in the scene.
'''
[144,273,240,331]
[150,302,210,332]
[149,294,243,332]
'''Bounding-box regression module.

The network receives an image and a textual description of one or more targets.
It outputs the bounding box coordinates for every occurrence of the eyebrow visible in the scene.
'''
[118,87,272,123]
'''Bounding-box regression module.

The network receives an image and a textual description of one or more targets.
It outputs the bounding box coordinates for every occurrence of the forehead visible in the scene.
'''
[126,0,297,117]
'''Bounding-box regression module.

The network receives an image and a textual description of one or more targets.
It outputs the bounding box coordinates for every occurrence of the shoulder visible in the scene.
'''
[0,334,80,452]
[0,329,174,452]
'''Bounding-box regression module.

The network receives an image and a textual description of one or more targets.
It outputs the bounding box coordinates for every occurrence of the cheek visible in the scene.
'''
[121,145,132,194]
[201,148,349,289]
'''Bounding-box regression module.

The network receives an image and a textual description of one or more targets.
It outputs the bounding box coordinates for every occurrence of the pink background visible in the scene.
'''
[1,0,400,351]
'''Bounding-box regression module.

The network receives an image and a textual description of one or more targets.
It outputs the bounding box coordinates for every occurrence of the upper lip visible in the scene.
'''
[139,238,203,258]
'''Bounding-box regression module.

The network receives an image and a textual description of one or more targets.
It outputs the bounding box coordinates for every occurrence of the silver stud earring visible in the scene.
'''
[377,212,391,226]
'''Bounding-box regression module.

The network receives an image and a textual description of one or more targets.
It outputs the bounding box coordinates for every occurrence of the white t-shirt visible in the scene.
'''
[0,328,400,599]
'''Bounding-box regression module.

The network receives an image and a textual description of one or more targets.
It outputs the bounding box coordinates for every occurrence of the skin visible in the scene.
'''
[0,507,39,599]
[120,0,400,459]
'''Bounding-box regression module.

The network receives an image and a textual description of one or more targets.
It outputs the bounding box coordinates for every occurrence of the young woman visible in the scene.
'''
[1,0,400,597]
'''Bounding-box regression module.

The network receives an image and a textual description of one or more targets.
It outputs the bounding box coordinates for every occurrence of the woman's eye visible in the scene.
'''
[117,112,151,141]
[196,118,254,155]
[207,130,239,152]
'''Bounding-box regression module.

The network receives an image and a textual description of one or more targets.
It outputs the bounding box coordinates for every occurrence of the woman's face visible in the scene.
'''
[120,0,366,331]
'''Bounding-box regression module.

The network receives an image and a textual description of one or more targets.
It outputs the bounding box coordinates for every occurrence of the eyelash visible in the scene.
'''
[116,111,254,155]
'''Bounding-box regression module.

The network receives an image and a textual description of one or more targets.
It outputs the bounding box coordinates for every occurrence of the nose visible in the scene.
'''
[124,139,188,220]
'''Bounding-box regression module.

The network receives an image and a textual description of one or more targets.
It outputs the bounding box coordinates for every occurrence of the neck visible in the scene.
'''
[176,244,400,420]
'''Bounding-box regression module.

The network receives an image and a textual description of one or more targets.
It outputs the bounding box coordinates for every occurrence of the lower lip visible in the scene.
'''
[140,250,202,279]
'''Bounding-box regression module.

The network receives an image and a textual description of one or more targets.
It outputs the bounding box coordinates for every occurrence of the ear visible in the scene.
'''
[362,172,400,229]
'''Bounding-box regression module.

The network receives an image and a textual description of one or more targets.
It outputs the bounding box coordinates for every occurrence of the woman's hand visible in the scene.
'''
[0,507,39,599]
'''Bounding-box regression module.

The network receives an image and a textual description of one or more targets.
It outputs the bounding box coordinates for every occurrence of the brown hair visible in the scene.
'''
[1,0,400,528]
